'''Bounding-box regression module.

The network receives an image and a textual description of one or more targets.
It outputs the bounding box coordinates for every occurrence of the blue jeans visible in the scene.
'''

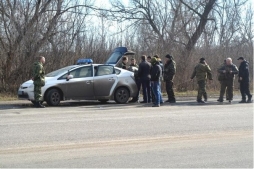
[152,81,161,105]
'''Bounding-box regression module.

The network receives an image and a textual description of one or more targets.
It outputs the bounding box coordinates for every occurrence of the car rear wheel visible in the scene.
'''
[114,87,130,104]
[98,99,109,103]
[46,89,61,106]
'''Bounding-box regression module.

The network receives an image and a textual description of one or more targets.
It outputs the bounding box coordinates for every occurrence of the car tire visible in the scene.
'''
[98,99,109,103]
[114,87,130,104]
[46,89,61,106]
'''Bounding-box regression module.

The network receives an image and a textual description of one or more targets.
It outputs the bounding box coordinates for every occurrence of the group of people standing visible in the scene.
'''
[190,56,252,103]
[118,54,176,107]
[119,54,252,107]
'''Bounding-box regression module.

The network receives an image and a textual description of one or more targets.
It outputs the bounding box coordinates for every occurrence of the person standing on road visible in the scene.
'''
[150,57,162,107]
[138,55,152,103]
[32,56,46,108]
[128,58,140,103]
[217,60,229,101]
[217,57,239,103]
[163,54,176,103]
[237,57,252,103]
[191,58,213,103]
[153,55,164,104]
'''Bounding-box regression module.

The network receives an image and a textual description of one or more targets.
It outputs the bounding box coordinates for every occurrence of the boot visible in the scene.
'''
[36,102,45,108]
[247,95,252,103]
[203,93,208,102]
[239,100,246,103]
[197,99,205,103]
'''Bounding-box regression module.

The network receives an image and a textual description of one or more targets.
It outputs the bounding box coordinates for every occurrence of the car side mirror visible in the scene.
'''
[66,75,73,81]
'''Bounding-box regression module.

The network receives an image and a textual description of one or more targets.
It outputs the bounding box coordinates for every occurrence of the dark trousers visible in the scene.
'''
[141,79,151,102]
[219,80,234,101]
[165,80,175,101]
[133,79,141,101]
[197,80,206,101]
[240,81,252,100]
[34,85,42,102]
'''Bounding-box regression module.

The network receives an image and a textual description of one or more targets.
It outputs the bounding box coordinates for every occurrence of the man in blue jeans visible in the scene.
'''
[150,57,162,107]
[138,55,152,103]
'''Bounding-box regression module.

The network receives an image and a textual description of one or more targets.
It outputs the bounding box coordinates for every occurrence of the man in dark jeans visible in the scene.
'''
[150,57,162,107]
[237,57,252,103]
[138,55,152,103]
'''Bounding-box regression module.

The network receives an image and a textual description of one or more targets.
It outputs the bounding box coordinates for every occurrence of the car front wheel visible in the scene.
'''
[114,87,130,104]
[46,89,61,106]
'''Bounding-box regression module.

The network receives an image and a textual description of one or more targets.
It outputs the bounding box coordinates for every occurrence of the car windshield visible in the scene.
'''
[46,65,78,77]
[105,51,123,64]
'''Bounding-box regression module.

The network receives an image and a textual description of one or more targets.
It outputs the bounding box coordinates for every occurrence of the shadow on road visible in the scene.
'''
[0,98,246,110]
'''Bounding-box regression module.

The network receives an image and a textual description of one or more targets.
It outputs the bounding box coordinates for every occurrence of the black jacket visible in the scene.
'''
[150,63,162,81]
[238,60,250,82]
[138,60,151,80]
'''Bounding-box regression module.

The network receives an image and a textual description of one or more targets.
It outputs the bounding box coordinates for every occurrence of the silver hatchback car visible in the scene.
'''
[18,64,138,106]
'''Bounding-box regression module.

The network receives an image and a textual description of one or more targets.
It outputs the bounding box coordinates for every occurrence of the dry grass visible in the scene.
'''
[0,93,18,101]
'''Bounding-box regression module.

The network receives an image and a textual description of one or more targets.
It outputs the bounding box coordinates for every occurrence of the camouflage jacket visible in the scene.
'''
[218,64,239,80]
[33,61,45,86]
[163,60,176,81]
[117,62,127,69]
[191,63,212,82]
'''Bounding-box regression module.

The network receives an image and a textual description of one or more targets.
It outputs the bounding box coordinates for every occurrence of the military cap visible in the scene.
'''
[237,57,244,60]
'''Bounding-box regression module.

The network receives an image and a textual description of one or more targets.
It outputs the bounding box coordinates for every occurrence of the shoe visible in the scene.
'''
[204,99,207,102]
[169,101,176,103]
[160,101,164,104]
[152,104,160,107]
[197,100,205,103]
[140,101,148,103]
[239,100,246,103]
[217,99,223,102]
[165,100,170,102]
[229,100,232,103]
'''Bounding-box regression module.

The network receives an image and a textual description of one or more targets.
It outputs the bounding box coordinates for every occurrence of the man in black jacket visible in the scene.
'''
[150,58,162,107]
[138,55,152,103]
[237,57,252,103]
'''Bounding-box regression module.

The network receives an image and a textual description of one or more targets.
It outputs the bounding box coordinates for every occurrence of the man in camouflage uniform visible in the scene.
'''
[163,54,176,103]
[33,56,46,108]
[128,58,140,103]
[191,58,213,103]
[217,57,239,103]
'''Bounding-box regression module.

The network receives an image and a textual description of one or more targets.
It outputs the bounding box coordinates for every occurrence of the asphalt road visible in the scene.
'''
[0,98,253,168]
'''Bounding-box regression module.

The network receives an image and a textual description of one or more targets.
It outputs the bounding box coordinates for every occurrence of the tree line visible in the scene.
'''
[0,0,253,93]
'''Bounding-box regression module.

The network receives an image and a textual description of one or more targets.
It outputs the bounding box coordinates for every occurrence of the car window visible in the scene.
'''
[96,65,114,76]
[59,66,92,79]
[79,67,92,77]
[46,65,78,77]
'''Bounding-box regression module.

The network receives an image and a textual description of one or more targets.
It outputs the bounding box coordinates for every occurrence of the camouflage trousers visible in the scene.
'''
[219,80,234,101]
[34,85,42,102]
[197,80,206,101]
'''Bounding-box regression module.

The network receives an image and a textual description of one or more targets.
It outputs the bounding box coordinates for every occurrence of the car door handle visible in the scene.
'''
[108,78,115,81]
[86,80,93,84]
